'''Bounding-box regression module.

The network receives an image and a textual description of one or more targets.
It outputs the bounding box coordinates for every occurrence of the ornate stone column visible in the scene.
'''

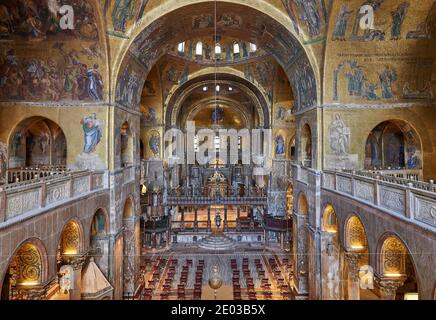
[62,254,86,300]
[223,206,228,231]
[344,252,361,300]
[194,207,198,230]
[376,275,406,300]
[123,216,139,299]
[292,211,309,298]
[207,207,211,230]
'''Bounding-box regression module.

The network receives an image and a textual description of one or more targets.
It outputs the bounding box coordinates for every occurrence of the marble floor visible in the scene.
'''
[139,248,294,300]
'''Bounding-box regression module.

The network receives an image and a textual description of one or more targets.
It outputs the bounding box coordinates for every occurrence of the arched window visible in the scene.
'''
[177,42,185,53]
[195,41,203,56]
[250,43,257,53]
[364,120,422,176]
[215,43,221,59]
[233,42,240,54]
[8,117,67,171]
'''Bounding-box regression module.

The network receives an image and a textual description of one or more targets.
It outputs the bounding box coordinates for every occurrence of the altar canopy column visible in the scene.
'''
[224,207,228,231]
[180,207,185,230]
[207,207,211,230]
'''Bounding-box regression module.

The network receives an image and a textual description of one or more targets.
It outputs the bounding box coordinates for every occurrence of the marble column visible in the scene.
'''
[194,207,198,230]
[344,252,361,300]
[224,206,228,231]
[123,216,139,299]
[376,276,406,300]
[292,211,309,297]
[62,254,86,300]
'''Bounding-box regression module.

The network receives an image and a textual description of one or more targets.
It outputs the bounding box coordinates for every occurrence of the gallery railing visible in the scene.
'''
[322,169,436,230]
[340,169,433,192]
[6,165,68,184]
[0,170,106,223]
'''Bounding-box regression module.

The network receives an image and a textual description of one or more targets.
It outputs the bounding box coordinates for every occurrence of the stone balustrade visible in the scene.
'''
[0,170,106,223]
[6,165,68,184]
[322,169,436,231]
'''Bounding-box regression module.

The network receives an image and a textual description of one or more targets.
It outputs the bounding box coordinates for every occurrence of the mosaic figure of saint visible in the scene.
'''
[86,64,103,100]
[112,0,137,33]
[81,114,102,154]
[379,66,397,99]
[149,132,160,156]
[332,5,353,40]
[275,135,285,155]
[391,2,409,40]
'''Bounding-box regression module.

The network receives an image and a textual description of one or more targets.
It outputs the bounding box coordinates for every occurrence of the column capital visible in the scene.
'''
[375,275,406,300]
[62,253,87,271]
[344,252,361,281]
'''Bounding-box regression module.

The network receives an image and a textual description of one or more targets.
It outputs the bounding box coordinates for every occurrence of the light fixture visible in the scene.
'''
[384,273,403,278]
[177,42,185,53]
[404,293,419,300]
[62,250,78,255]
[250,43,257,52]
[216,85,220,92]
[228,86,233,91]
[350,245,365,250]
[203,86,208,92]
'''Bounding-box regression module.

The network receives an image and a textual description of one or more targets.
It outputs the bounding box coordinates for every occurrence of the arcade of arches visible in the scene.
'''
[0,0,435,301]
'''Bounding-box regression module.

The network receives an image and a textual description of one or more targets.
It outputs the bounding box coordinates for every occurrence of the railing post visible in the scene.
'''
[0,188,6,222]
[351,171,356,197]
[69,174,74,197]
[40,179,46,208]
[88,171,93,191]
[374,175,380,206]
[405,182,413,219]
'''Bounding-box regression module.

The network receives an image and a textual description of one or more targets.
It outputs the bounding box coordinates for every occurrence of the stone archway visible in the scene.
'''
[113,1,318,115]
[1,239,48,300]
[376,234,419,300]
[343,214,369,300]
[56,220,85,300]
[7,117,67,178]
[320,203,341,300]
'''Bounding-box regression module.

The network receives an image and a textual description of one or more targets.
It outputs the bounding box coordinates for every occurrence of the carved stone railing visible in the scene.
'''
[6,165,68,184]
[293,163,317,185]
[0,170,106,223]
[340,169,435,193]
[166,196,267,206]
[322,169,436,231]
